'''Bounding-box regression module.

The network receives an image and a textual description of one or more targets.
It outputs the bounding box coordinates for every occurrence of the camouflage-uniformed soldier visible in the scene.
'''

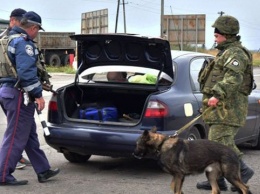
[197,15,254,192]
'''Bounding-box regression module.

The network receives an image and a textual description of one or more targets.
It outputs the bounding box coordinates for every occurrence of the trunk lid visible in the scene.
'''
[70,34,173,78]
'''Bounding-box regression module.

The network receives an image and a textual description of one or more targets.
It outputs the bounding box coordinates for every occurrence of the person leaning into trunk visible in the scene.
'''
[0,11,60,186]
[107,72,127,82]
[197,15,254,192]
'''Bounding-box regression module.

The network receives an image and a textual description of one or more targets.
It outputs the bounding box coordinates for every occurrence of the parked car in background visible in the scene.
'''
[46,34,260,163]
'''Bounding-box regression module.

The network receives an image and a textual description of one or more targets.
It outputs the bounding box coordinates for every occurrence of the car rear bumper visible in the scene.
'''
[45,125,145,158]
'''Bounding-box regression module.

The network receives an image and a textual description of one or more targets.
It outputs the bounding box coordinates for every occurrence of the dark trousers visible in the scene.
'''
[0,86,50,182]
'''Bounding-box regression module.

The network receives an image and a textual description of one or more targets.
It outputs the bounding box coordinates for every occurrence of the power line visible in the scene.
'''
[127,2,160,14]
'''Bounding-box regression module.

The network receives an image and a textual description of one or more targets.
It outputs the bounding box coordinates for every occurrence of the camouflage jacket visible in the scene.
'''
[200,39,252,127]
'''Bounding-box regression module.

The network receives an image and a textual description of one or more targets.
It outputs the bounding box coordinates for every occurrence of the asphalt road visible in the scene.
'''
[0,71,260,194]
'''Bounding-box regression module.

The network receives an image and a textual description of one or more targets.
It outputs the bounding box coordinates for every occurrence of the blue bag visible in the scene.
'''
[79,106,118,121]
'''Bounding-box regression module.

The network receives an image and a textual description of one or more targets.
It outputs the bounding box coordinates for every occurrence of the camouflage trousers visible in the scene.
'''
[208,124,243,158]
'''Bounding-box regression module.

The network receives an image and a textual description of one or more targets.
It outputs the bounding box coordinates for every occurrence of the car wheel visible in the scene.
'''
[252,132,260,150]
[63,152,91,163]
[47,54,61,67]
[187,126,201,140]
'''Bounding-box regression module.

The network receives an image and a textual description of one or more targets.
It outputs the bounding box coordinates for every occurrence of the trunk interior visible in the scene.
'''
[62,84,159,125]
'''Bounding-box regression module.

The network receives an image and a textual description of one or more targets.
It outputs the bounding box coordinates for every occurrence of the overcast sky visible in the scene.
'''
[1,0,260,50]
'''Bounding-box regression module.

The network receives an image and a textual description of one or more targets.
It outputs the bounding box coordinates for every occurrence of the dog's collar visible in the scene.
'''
[155,136,169,157]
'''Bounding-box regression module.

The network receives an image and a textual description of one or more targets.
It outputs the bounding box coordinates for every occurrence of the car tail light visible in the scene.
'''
[144,100,168,118]
[48,101,58,111]
[48,98,60,123]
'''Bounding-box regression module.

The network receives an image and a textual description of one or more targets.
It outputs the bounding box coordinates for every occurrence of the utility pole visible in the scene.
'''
[122,0,127,33]
[160,0,164,37]
[115,0,127,33]
[218,11,225,16]
[115,0,120,33]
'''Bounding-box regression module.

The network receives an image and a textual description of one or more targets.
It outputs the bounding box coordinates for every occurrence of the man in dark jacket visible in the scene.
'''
[0,8,32,170]
[0,11,60,186]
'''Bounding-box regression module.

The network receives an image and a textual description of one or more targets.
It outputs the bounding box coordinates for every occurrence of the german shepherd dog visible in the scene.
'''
[133,127,251,194]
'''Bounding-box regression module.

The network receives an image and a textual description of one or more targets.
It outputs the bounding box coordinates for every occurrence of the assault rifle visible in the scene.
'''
[36,49,57,94]
[42,82,57,94]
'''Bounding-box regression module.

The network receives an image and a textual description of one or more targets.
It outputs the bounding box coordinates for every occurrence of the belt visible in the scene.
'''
[0,83,15,88]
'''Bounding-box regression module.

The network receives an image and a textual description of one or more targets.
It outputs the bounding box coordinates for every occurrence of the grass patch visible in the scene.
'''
[253,53,260,66]
[46,65,76,74]
[253,59,260,66]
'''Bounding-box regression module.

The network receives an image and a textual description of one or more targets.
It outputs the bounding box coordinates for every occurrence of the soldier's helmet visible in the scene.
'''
[212,15,239,35]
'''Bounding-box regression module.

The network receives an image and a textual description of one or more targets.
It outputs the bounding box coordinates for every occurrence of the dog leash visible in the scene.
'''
[172,100,227,137]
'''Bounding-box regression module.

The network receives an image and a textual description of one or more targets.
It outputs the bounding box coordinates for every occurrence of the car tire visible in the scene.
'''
[63,152,91,163]
[187,126,201,140]
[47,54,61,67]
[252,132,260,150]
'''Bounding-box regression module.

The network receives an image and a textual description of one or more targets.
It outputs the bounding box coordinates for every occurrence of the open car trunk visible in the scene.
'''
[61,34,173,125]
[59,34,174,125]
[62,83,163,125]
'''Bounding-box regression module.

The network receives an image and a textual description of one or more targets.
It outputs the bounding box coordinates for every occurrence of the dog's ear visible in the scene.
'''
[151,126,157,133]
[143,129,149,136]
[142,130,151,141]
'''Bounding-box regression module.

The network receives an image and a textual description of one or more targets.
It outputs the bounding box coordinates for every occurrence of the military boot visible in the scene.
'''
[196,177,228,191]
[231,160,254,192]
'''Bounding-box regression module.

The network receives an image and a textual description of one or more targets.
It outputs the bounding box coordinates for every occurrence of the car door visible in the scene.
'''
[235,95,257,143]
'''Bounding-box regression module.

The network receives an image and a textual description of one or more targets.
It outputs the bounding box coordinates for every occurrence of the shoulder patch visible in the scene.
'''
[232,59,239,66]
[25,45,34,56]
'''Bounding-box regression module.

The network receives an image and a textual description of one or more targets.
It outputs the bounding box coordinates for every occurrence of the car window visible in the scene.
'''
[190,58,206,91]
[79,66,173,85]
